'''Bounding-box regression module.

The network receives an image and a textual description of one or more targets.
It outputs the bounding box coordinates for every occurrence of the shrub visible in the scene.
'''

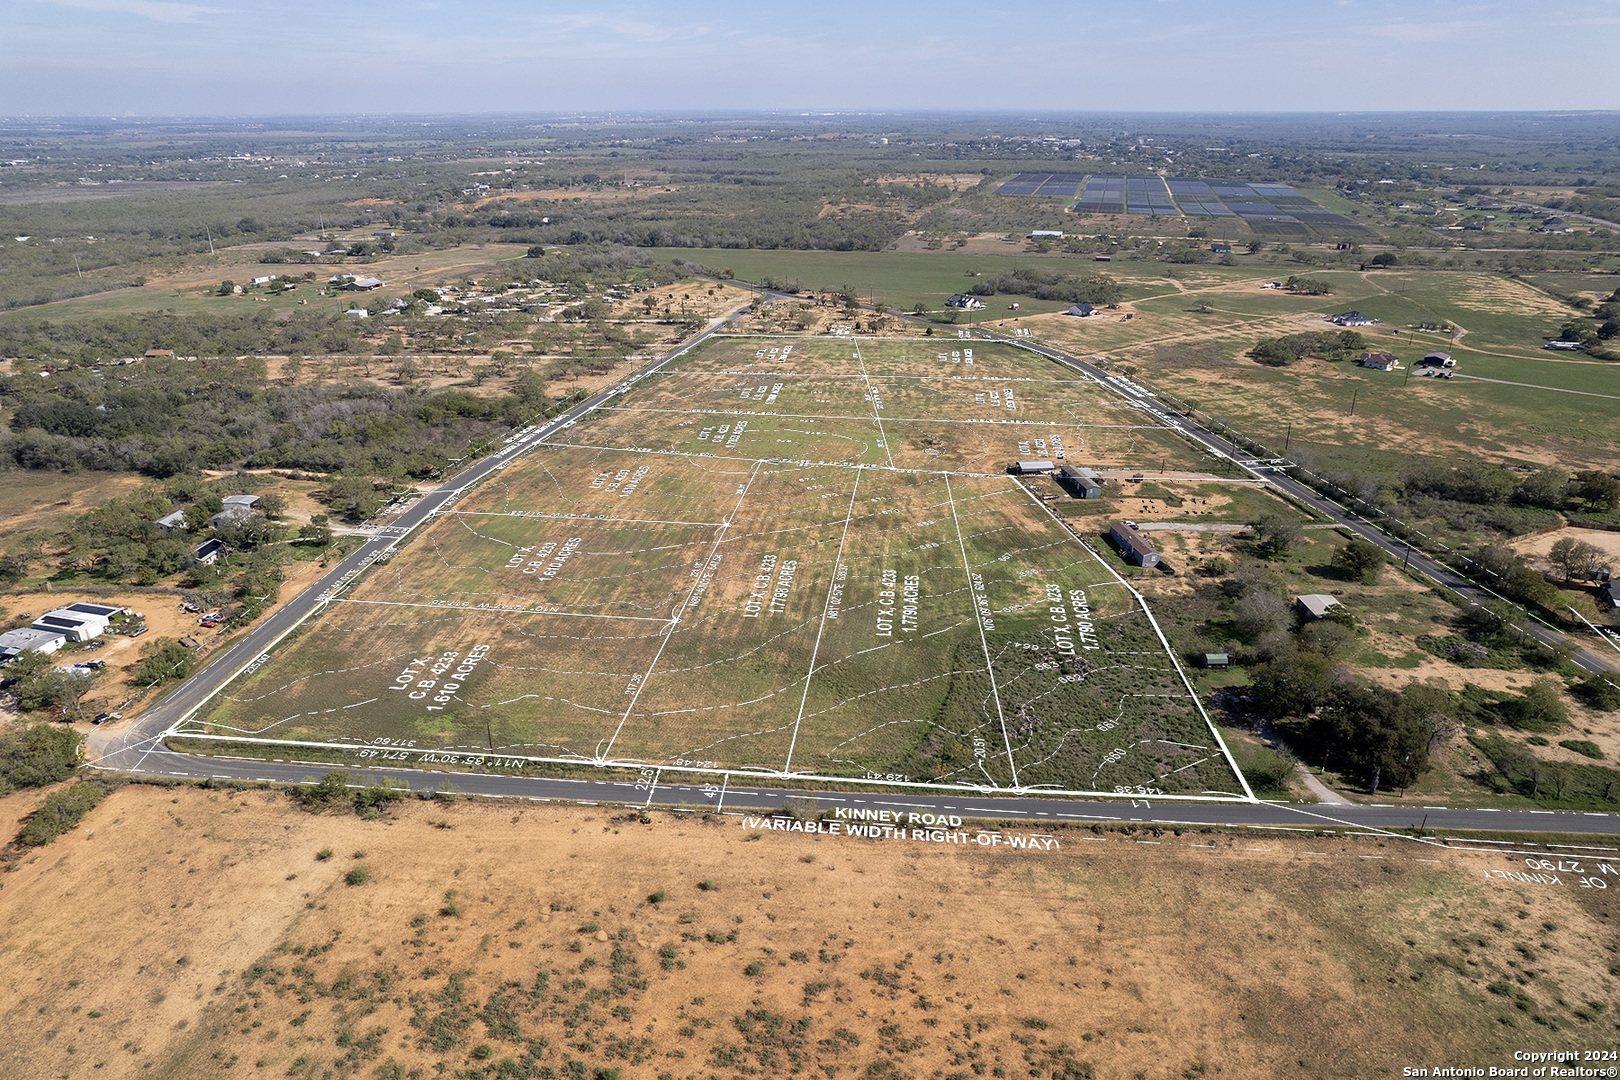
[18,782,106,846]
[0,724,81,793]
[316,848,334,861]
[346,867,369,886]
[697,879,718,892]
[647,890,666,904]
[744,962,764,977]
[1559,740,1604,760]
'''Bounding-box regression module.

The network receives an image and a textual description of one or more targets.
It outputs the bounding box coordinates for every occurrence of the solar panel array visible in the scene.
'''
[997,171,1088,197]
[1126,175,1178,216]
[1167,179,1236,217]
[1075,176,1125,213]
[1069,176,1354,230]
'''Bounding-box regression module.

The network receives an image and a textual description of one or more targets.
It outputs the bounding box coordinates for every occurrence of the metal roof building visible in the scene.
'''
[1109,522,1160,567]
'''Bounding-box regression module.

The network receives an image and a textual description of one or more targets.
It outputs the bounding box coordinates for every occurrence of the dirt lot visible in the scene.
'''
[1,784,1615,1080]
[1511,526,1620,575]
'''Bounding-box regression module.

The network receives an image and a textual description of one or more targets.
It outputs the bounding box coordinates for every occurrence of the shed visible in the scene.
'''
[33,609,108,642]
[211,498,260,530]
[344,277,384,291]
[1210,243,1231,254]
[1066,303,1096,317]
[1029,230,1064,239]
[191,538,227,566]
[64,602,124,620]
[155,509,188,534]
[1201,652,1230,669]
[1011,460,1055,475]
[178,636,202,650]
[0,627,67,658]
[1055,465,1105,499]
[1420,352,1454,368]
[1109,522,1160,568]
[1295,594,1342,621]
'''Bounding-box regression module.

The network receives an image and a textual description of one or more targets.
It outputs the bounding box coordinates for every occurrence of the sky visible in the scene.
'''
[2,0,1617,116]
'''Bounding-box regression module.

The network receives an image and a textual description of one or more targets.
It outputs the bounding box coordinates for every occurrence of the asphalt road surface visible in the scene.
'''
[87,300,1620,841]
[96,744,1620,839]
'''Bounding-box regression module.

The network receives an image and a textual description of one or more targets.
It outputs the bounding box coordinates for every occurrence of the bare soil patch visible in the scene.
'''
[0,786,1613,1080]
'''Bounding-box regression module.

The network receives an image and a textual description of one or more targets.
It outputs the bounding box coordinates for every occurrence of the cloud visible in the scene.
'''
[31,0,222,24]
[1362,19,1480,43]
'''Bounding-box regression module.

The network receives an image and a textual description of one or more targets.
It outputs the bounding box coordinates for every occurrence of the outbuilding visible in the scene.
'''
[1601,580,1620,610]
[191,538,227,566]
[0,627,67,658]
[64,602,124,620]
[1109,522,1160,568]
[1055,465,1105,499]
[211,494,261,530]
[1295,594,1343,622]
[1010,460,1055,476]
[155,509,188,534]
[1066,303,1096,318]
[1420,352,1455,368]
[33,608,109,642]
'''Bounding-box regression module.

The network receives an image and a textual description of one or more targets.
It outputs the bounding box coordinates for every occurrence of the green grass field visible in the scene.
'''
[187,335,1244,798]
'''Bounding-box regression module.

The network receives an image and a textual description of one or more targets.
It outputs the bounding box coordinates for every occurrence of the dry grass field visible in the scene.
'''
[1,783,1616,1080]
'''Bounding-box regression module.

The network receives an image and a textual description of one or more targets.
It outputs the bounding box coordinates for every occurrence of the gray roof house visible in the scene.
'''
[211,494,261,530]
[1066,303,1096,317]
[1109,522,1160,568]
[0,627,67,658]
[1055,465,1104,499]
[155,510,188,534]
[1295,594,1343,621]
[945,294,985,310]
[1601,580,1620,610]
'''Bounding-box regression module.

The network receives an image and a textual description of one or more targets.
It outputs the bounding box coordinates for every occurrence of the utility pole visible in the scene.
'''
[1283,421,1292,453]
[1349,387,1359,416]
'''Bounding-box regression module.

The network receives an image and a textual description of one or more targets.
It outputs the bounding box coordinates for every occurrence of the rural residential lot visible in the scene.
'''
[188,337,1243,798]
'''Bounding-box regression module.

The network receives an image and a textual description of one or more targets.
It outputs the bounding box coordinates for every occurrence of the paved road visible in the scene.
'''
[93,745,1620,838]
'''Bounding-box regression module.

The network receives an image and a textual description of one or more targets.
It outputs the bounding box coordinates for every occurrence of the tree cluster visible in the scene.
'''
[1249,330,1366,367]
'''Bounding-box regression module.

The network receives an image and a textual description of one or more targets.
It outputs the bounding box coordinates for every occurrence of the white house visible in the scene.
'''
[211,494,261,530]
[32,608,109,642]
[0,627,67,658]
